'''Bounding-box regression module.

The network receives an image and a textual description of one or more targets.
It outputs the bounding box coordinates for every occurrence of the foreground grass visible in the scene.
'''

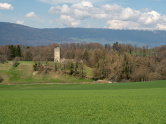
[0,61,93,84]
[0,80,166,124]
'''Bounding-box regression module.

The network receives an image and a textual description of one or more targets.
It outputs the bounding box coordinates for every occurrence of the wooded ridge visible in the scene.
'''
[0,43,166,83]
[1,22,166,47]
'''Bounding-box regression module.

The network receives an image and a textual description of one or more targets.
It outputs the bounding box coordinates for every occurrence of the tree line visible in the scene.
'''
[0,42,166,82]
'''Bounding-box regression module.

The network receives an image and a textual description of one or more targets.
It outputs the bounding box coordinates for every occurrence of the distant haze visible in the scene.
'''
[0,22,166,47]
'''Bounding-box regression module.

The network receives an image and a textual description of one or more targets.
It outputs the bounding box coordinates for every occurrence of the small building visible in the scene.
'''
[54,47,60,63]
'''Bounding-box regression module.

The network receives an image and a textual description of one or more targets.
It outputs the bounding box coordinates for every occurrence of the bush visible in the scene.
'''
[69,63,74,75]
[12,57,20,67]
[0,75,3,83]
[33,63,38,71]
[33,61,41,71]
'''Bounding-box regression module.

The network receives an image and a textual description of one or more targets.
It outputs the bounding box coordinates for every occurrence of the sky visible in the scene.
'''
[0,0,166,30]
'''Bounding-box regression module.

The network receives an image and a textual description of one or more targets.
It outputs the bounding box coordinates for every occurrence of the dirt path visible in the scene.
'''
[0,81,100,85]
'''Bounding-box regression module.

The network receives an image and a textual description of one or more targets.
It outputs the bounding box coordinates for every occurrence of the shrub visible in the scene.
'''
[69,63,74,75]
[0,75,3,83]
[33,61,42,71]
[12,57,20,67]
[33,62,38,71]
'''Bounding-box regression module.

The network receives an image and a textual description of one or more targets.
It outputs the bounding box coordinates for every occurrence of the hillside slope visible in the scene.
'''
[0,61,93,84]
[0,22,166,46]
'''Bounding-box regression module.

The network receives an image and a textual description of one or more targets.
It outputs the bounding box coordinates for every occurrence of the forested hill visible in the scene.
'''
[0,22,166,47]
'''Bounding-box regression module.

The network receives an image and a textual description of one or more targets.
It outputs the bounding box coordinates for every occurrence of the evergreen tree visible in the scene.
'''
[15,45,21,57]
[8,45,15,58]
[8,45,21,59]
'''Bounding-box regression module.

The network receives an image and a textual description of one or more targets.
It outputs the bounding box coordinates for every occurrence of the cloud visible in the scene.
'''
[107,20,139,30]
[156,24,166,30]
[16,20,25,25]
[138,11,161,25]
[80,1,93,7]
[0,3,14,10]
[49,0,166,30]
[59,15,81,27]
[49,4,70,14]
[39,0,104,5]
[25,12,38,19]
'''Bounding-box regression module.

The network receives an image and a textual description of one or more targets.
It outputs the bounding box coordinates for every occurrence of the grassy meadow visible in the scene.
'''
[0,80,166,124]
[0,61,93,84]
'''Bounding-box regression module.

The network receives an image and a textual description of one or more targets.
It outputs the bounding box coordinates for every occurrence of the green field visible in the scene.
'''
[0,80,166,124]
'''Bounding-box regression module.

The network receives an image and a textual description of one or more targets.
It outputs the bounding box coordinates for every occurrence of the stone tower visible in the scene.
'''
[54,47,61,63]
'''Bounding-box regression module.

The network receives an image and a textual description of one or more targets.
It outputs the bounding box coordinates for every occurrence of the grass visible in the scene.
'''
[84,65,93,78]
[0,80,166,124]
[0,61,93,84]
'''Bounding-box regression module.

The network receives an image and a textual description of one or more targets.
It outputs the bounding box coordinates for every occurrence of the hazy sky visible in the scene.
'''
[0,0,166,30]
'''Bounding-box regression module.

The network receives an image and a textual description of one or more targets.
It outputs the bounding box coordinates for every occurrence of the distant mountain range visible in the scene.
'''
[0,22,166,47]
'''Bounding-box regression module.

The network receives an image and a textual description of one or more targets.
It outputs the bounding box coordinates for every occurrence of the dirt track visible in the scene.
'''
[0,80,113,85]
[0,81,99,85]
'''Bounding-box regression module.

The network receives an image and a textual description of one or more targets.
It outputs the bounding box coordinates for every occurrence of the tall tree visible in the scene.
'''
[15,45,21,57]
